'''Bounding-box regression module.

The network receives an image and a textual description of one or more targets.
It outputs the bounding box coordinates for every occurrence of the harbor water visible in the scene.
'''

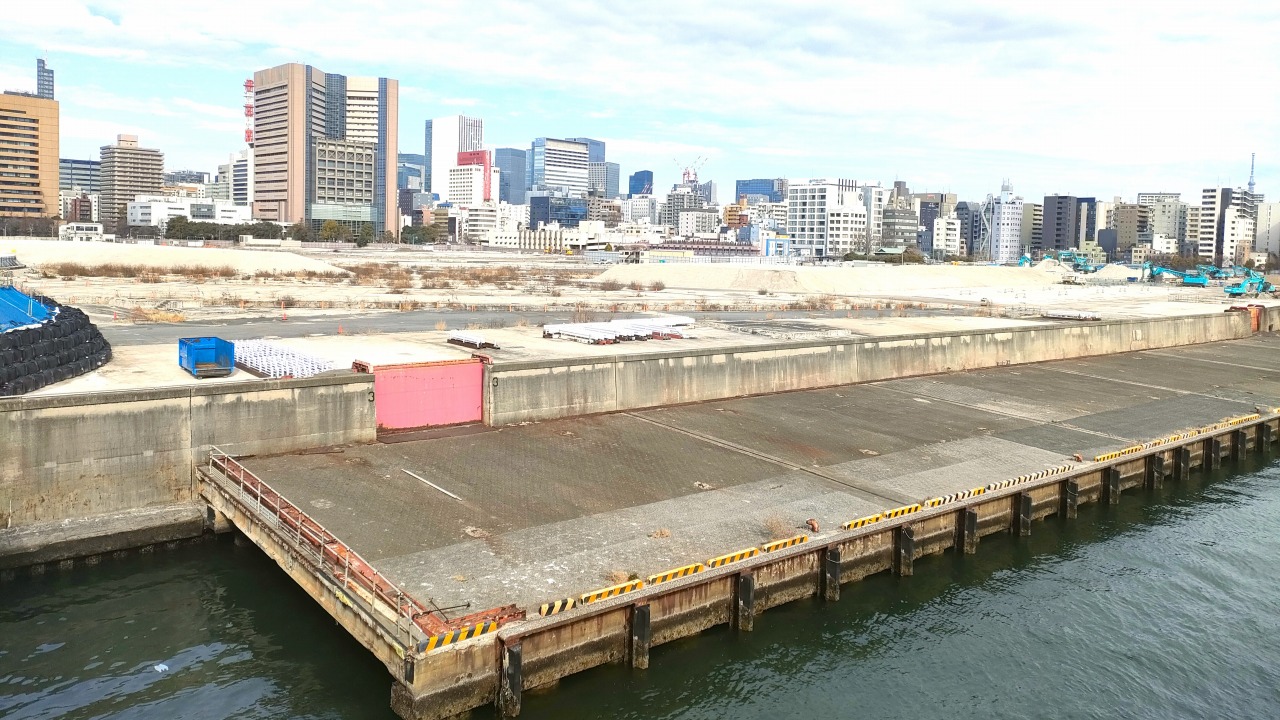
[3,457,1278,719]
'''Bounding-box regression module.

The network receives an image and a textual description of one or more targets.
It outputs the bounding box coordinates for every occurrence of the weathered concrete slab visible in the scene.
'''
[374,473,883,612]
[238,333,1280,617]
[819,436,1069,500]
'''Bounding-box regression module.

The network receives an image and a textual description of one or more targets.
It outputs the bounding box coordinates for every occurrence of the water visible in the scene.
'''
[4,458,1280,720]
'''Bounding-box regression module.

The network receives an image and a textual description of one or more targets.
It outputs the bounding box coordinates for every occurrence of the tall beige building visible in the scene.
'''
[0,92,59,219]
[100,134,163,233]
[252,63,398,237]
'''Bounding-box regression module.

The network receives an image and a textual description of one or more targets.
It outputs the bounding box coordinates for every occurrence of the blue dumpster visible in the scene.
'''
[178,337,234,378]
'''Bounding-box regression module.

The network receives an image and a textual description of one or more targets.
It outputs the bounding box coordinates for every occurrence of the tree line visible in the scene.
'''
[164,216,282,241]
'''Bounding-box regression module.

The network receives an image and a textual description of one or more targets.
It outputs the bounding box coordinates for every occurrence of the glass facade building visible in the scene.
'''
[628,170,653,196]
[529,193,588,229]
[495,148,527,204]
[735,178,786,203]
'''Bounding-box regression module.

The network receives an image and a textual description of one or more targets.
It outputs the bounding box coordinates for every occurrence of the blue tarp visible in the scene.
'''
[0,286,52,332]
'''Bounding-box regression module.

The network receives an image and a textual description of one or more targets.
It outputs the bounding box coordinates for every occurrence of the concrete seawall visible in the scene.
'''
[484,311,1259,425]
[0,374,376,568]
[395,416,1278,719]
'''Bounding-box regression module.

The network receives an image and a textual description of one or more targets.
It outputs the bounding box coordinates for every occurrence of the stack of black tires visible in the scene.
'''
[0,295,112,396]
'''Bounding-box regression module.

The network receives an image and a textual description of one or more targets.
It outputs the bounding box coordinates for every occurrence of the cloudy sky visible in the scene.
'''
[3,0,1277,203]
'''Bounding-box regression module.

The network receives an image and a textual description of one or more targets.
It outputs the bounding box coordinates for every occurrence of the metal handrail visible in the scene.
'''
[206,446,439,638]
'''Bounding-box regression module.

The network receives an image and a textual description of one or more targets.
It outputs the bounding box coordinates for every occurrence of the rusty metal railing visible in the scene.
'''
[206,446,524,642]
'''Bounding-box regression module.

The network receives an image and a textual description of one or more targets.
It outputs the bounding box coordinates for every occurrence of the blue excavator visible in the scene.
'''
[1046,250,1102,273]
[1224,269,1276,297]
[1196,264,1234,280]
[1149,265,1210,287]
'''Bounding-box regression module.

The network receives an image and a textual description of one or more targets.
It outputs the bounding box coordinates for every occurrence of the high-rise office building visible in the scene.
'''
[494,148,527,205]
[881,182,920,248]
[0,91,59,219]
[448,150,499,205]
[1254,202,1280,256]
[36,58,54,100]
[1142,196,1187,242]
[251,63,398,236]
[229,149,254,206]
[955,201,983,257]
[425,115,482,200]
[735,178,787,203]
[628,170,653,196]
[1108,203,1152,252]
[59,158,101,192]
[1041,195,1080,251]
[588,161,620,198]
[567,138,605,163]
[100,134,163,233]
[1021,202,1043,252]
[913,192,958,253]
[528,138,589,196]
[1198,187,1261,264]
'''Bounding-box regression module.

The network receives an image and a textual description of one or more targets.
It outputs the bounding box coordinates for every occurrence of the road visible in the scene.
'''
[93,307,951,346]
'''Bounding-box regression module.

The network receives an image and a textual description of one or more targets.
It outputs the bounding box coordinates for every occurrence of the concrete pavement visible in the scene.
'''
[241,334,1280,617]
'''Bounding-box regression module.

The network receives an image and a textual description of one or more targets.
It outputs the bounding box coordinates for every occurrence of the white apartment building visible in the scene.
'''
[932,213,962,256]
[858,183,889,245]
[678,209,721,237]
[980,184,1024,264]
[749,201,789,230]
[1198,187,1259,264]
[215,148,255,207]
[1152,233,1179,254]
[127,195,251,230]
[621,195,659,224]
[425,114,483,200]
[1254,202,1280,255]
[447,164,501,206]
[497,201,529,232]
[787,179,870,256]
[461,202,497,240]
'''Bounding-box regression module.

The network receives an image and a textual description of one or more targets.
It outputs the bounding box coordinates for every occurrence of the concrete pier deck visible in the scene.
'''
[241,333,1280,617]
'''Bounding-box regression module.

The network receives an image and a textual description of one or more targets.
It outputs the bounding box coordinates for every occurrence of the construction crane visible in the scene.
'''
[672,156,708,186]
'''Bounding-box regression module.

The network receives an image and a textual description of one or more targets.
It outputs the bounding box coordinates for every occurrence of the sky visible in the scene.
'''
[3,0,1279,204]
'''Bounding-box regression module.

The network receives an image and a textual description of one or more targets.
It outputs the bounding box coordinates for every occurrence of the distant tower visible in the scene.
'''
[1248,153,1256,195]
[243,79,254,147]
[36,57,54,100]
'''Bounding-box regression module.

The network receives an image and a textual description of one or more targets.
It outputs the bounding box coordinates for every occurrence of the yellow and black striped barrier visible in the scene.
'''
[1106,414,1264,461]
[420,621,498,652]
[579,579,645,605]
[922,485,988,508]
[706,547,759,568]
[882,504,922,520]
[842,513,883,530]
[647,563,705,585]
[761,534,809,553]
[538,598,576,617]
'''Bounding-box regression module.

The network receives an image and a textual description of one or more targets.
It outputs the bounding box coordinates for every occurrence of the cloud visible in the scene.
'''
[5,0,1278,200]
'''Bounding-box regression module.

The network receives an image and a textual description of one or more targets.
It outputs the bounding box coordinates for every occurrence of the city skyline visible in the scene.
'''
[1,1,1276,204]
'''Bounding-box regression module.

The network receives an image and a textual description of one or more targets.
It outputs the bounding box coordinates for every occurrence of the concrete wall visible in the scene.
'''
[485,312,1253,425]
[0,374,376,561]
